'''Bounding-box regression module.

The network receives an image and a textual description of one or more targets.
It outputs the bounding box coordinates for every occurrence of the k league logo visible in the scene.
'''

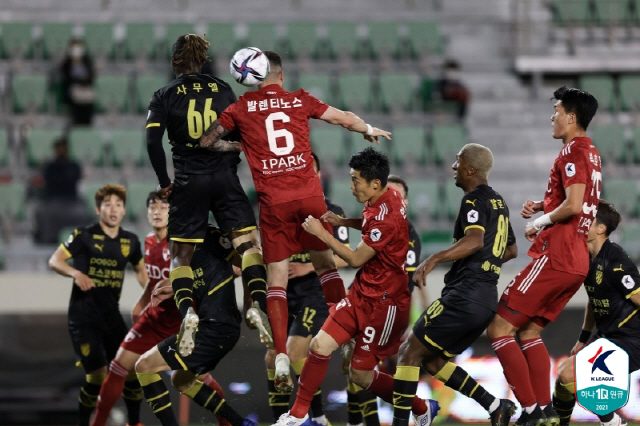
[575,338,630,415]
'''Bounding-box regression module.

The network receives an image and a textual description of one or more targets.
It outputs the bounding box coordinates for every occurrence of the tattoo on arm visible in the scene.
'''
[199,120,240,151]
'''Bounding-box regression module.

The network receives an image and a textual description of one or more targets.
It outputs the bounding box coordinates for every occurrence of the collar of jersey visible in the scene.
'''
[258,84,284,93]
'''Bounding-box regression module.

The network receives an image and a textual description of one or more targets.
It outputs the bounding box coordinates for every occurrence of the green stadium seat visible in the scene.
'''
[95,74,130,113]
[206,22,237,60]
[310,127,347,166]
[245,23,280,52]
[0,129,8,166]
[124,22,157,59]
[326,22,360,59]
[632,126,640,163]
[406,179,441,220]
[590,124,627,164]
[619,75,640,111]
[12,73,48,113]
[430,124,467,165]
[126,181,157,221]
[164,23,196,58]
[40,23,74,59]
[286,22,318,59]
[297,73,334,104]
[621,222,640,258]
[337,72,373,111]
[329,177,360,217]
[109,129,145,167]
[135,74,168,113]
[593,0,630,25]
[83,181,112,213]
[68,128,105,166]
[602,178,639,217]
[443,180,464,219]
[579,74,616,111]
[0,182,26,220]
[552,0,593,26]
[420,230,453,258]
[378,72,419,112]
[406,21,443,57]
[83,23,115,58]
[25,128,64,166]
[367,22,401,59]
[1,22,33,59]
[389,126,427,165]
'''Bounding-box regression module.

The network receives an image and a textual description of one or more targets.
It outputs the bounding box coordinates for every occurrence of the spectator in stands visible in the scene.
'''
[436,59,470,119]
[43,137,82,200]
[60,38,95,126]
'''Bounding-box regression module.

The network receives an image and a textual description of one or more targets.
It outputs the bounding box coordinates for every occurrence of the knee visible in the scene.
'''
[348,367,369,388]
[397,341,422,368]
[423,357,447,376]
[135,353,151,374]
[308,336,334,357]
[171,370,196,392]
[487,316,515,339]
[310,250,336,273]
[232,230,261,256]
[517,328,541,341]
[557,357,575,384]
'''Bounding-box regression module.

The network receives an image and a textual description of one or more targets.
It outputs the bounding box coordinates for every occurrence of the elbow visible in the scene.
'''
[47,256,56,271]
[568,202,583,216]
[347,258,365,269]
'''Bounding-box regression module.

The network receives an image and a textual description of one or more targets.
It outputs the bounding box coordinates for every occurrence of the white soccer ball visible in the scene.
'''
[229,47,270,87]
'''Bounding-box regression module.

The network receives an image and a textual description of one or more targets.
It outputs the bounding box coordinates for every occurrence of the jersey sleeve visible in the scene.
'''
[129,235,144,266]
[61,228,84,258]
[329,204,350,246]
[559,146,590,188]
[361,215,396,253]
[459,195,488,234]
[218,102,238,132]
[300,89,329,119]
[146,90,167,131]
[609,254,640,299]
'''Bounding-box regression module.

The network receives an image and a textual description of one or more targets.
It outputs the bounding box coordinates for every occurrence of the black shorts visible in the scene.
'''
[158,322,240,375]
[287,277,329,338]
[412,295,495,357]
[168,166,256,243]
[597,332,640,373]
[68,315,128,372]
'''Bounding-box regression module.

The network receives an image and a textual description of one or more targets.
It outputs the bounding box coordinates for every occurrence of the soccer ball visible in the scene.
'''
[229,47,270,87]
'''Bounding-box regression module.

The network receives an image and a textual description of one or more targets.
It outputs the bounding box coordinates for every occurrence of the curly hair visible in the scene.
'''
[171,34,210,73]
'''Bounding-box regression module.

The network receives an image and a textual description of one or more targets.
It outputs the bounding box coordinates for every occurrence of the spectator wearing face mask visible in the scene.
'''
[60,38,95,126]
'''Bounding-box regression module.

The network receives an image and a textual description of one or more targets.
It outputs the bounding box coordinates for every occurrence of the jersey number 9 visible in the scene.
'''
[188,98,217,139]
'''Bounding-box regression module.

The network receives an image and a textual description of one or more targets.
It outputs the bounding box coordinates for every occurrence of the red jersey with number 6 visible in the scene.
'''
[528,137,601,276]
[218,84,329,206]
[143,233,181,328]
[353,187,410,306]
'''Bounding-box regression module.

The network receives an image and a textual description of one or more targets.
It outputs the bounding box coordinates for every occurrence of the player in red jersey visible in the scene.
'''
[267,147,438,426]
[487,87,600,426]
[91,192,227,426]
[199,50,391,392]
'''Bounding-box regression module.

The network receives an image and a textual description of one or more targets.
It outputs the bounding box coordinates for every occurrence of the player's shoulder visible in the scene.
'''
[144,232,156,245]
[606,242,635,268]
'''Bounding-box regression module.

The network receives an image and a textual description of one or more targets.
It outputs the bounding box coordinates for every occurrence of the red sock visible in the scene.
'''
[491,336,537,407]
[318,269,346,304]
[291,350,331,418]
[367,370,427,415]
[520,337,551,406]
[267,286,288,354]
[91,360,128,426]
[201,374,231,426]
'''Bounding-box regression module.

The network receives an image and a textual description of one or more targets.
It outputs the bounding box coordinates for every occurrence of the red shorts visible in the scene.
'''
[120,309,181,355]
[259,196,331,263]
[498,255,585,328]
[322,289,410,370]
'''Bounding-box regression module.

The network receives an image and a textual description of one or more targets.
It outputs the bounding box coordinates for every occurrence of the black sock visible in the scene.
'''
[434,362,495,411]
[123,377,143,425]
[552,380,576,425]
[138,372,179,426]
[360,390,380,426]
[170,266,194,317]
[598,412,614,422]
[184,380,245,426]
[78,380,101,426]
[242,252,267,312]
[347,382,363,425]
[268,369,290,421]
[310,388,325,419]
[392,366,419,426]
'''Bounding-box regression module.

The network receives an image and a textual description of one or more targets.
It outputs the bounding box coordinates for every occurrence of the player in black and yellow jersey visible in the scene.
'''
[135,226,255,426]
[553,201,638,426]
[48,184,148,426]
[265,153,349,425]
[391,144,518,426]
[145,34,269,356]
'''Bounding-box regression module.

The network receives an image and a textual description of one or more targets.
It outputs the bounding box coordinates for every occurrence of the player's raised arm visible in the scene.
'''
[525,183,586,241]
[199,120,241,152]
[318,106,391,144]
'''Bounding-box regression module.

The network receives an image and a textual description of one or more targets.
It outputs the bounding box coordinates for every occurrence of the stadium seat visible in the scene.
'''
[164,23,196,58]
[430,124,467,165]
[621,222,640,258]
[590,124,627,164]
[406,21,443,57]
[329,177,360,217]
[206,22,238,60]
[443,180,464,219]
[420,230,453,258]
[603,178,639,217]
[245,23,280,52]
[0,182,26,220]
[593,0,630,26]
[310,127,347,166]
[579,74,616,111]
[82,181,112,213]
[135,74,168,113]
[366,22,401,59]
[389,126,427,165]
[337,72,373,111]
[285,22,318,59]
[109,129,146,167]
[619,75,640,112]
[406,179,441,220]
[297,73,334,105]
[632,126,640,163]
[1,22,33,59]
[124,22,157,59]
[126,181,157,221]
[326,22,361,59]
[12,73,48,113]
[95,74,130,113]
[68,128,105,166]
[25,129,64,166]
[552,0,593,26]
[40,23,74,59]
[378,72,419,112]
[83,23,115,58]
[0,129,8,167]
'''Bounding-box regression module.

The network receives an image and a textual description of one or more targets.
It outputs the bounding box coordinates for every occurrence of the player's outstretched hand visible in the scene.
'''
[158,182,174,200]
[152,285,174,307]
[302,215,325,237]
[321,210,343,227]
[524,222,538,242]
[413,256,437,288]
[364,127,392,144]
[72,270,95,292]
[571,341,585,355]
[521,199,543,219]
